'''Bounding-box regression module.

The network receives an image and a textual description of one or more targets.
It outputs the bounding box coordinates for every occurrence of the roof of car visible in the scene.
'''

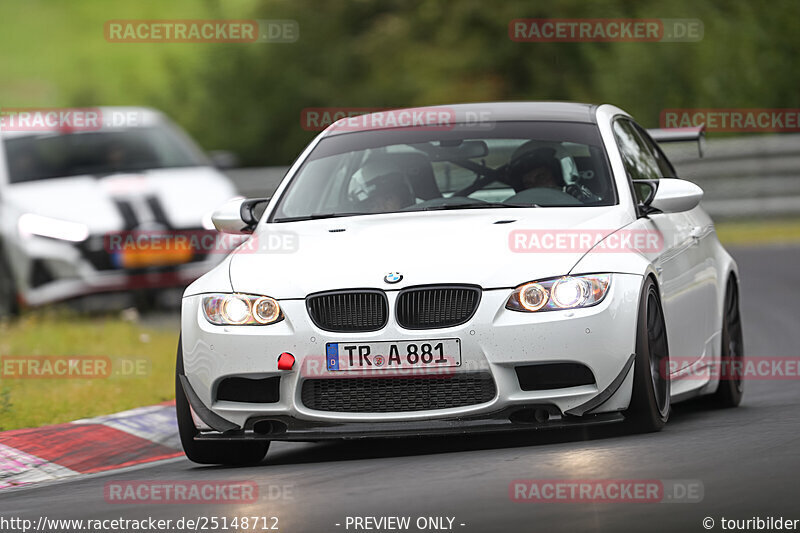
[323,101,598,136]
[0,106,165,139]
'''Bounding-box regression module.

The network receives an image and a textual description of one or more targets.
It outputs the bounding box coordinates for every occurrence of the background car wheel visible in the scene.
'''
[0,245,20,318]
[175,339,269,465]
[710,276,744,407]
[625,276,670,432]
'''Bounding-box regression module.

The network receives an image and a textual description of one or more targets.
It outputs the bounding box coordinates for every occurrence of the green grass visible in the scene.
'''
[0,0,260,107]
[0,311,178,431]
[715,219,800,247]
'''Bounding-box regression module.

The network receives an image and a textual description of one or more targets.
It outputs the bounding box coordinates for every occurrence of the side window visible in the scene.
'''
[613,119,661,181]
[633,123,676,178]
[612,119,661,204]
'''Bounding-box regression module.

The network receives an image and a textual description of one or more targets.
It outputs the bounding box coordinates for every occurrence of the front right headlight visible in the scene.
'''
[202,293,283,325]
[505,274,611,312]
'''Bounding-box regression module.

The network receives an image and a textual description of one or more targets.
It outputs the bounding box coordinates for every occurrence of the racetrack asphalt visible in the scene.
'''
[1,244,798,533]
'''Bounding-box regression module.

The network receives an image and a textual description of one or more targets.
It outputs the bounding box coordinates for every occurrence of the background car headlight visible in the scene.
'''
[18,213,89,242]
[202,294,283,325]
[506,274,611,312]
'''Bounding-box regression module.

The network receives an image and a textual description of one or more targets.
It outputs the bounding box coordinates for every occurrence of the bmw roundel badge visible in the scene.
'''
[384,272,403,284]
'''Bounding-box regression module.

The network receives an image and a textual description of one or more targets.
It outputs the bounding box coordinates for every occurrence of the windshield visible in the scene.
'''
[4,123,209,183]
[271,121,615,222]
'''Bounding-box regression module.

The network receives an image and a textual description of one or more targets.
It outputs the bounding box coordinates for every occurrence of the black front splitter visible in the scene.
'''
[194,408,624,441]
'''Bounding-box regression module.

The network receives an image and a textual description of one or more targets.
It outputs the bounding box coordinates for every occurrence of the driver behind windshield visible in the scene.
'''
[506,146,601,204]
[507,147,565,192]
[363,172,416,213]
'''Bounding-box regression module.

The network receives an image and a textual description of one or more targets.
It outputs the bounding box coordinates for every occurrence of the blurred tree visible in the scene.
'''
[156,0,800,165]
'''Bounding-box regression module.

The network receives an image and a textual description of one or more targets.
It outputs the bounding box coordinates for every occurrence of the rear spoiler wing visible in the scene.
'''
[646,125,706,158]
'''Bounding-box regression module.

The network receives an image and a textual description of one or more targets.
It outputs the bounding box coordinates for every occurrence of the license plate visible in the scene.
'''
[326,339,461,371]
[115,242,193,269]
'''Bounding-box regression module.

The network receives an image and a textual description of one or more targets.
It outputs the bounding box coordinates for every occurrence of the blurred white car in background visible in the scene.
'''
[0,107,238,315]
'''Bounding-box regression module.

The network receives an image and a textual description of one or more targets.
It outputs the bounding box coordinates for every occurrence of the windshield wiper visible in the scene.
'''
[273,212,367,223]
[411,202,539,212]
[274,203,540,222]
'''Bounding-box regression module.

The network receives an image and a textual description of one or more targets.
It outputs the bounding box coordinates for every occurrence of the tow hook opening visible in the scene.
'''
[252,419,288,435]
[509,406,561,424]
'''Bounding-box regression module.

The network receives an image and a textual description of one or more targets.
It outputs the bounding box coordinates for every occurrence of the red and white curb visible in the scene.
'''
[0,401,182,490]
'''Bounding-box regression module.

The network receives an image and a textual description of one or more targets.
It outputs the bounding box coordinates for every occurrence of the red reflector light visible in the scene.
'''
[277,352,295,371]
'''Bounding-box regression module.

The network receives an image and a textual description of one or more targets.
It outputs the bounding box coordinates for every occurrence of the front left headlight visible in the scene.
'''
[505,274,611,312]
[202,293,283,325]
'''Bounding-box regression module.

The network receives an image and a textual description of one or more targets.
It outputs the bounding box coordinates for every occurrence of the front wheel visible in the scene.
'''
[176,339,269,465]
[625,277,670,432]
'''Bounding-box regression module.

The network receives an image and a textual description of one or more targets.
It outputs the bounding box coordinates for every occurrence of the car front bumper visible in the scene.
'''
[180,273,645,439]
[9,232,224,307]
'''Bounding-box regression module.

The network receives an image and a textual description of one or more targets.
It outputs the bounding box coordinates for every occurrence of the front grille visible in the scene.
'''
[30,260,55,288]
[396,285,481,329]
[306,290,388,332]
[301,373,496,412]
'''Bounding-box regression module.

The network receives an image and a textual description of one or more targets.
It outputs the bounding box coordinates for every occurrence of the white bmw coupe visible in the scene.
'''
[177,102,744,465]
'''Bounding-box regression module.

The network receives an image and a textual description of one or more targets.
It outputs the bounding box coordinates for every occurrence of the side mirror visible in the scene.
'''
[211,197,270,234]
[208,150,240,170]
[640,178,703,215]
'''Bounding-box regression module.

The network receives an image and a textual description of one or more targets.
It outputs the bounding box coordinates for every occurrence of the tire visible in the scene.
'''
[176,339,269,465]
[710,276,744,407]
[625,276,670,432]
[0,245,20,318]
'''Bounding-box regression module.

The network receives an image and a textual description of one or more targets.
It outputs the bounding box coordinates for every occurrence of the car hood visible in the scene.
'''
[229,207,633,298]
[4,166,236,234]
